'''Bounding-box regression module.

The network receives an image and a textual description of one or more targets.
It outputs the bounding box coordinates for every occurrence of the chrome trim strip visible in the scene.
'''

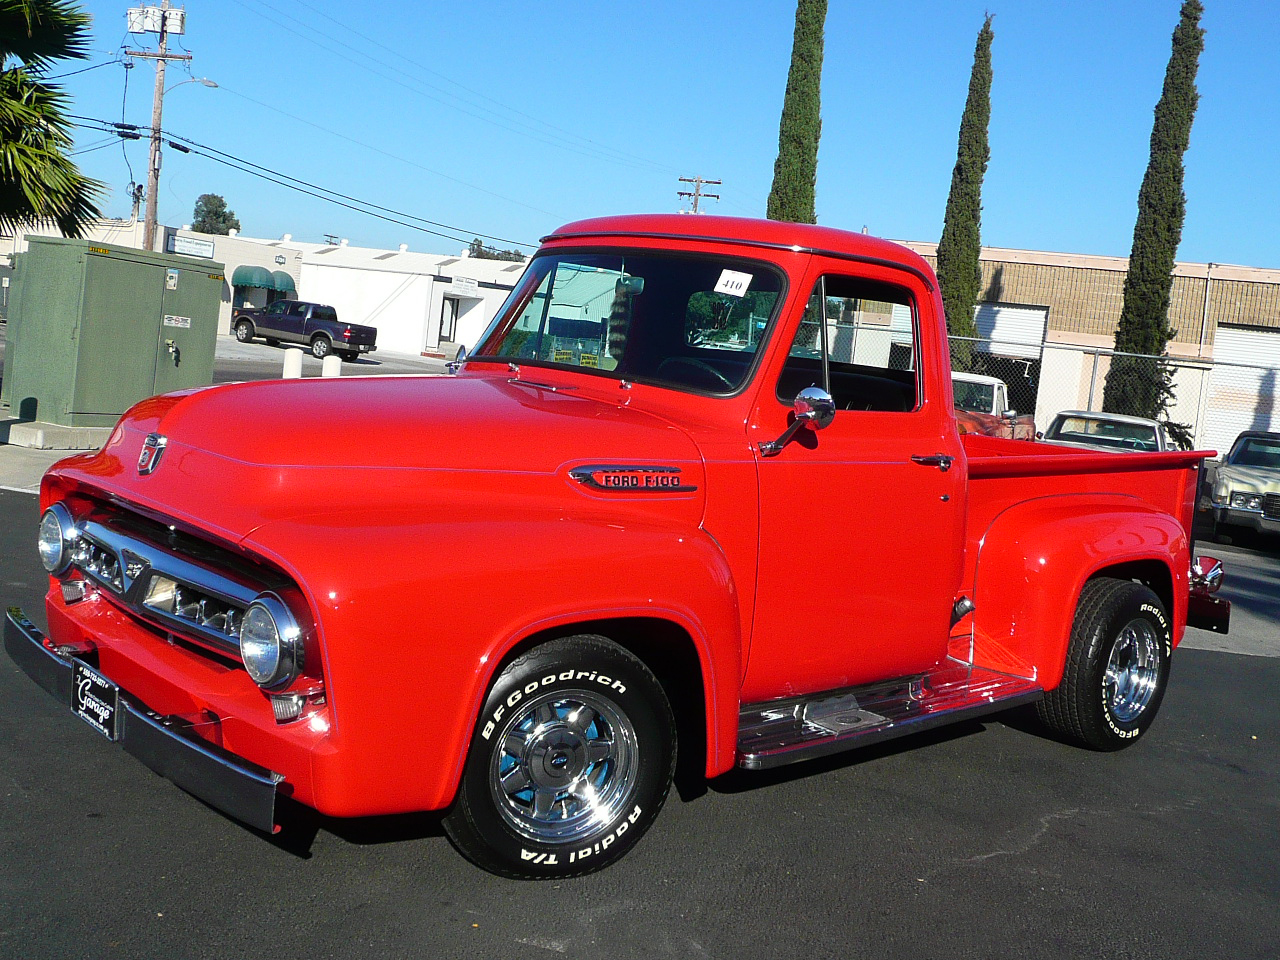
[66,516,262,655]
[4,608,283,834]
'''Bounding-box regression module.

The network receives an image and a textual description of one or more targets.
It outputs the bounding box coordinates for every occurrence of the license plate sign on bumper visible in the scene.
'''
[72,660,120,740]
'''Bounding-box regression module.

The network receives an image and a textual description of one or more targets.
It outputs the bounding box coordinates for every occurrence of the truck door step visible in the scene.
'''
[737,662,1043,770]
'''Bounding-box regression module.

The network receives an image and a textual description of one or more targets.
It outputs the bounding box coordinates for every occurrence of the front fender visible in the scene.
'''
[241,513,742,816]
[971,494,1188,690]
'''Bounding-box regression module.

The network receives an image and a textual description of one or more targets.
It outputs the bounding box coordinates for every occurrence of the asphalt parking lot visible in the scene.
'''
[1,486,1277,960]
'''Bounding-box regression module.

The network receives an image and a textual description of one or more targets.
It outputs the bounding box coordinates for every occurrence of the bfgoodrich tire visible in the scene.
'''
[443,635,676,879]
[1037,577,1172,751]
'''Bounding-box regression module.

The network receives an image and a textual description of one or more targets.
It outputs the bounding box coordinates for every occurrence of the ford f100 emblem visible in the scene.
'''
[138,433,168,475]
[570,465,697,493]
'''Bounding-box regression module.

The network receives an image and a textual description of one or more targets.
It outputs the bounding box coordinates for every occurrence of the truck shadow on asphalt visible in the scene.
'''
[243,720,1002,859]
[251,797,449,858]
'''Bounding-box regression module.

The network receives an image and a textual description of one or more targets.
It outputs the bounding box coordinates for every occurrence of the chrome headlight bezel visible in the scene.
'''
[1229,492,1263,511]
[239,593,304,690]
[38,503,77,576]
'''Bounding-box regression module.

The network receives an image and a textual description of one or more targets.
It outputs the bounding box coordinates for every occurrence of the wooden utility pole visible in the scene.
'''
[126,0,191,250]
[678,177,721,215]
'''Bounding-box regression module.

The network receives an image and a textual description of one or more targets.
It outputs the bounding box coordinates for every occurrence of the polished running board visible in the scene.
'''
[737,661,1043,770]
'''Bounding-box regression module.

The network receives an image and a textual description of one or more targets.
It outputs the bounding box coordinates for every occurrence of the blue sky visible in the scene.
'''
[57,1,1280,267]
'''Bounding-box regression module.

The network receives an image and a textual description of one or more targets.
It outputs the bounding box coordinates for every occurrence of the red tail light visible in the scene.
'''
[342,328,352,339]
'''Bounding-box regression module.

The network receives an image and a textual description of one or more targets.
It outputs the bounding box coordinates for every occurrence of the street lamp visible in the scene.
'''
[140,73,216,248]
[165,76,218,94]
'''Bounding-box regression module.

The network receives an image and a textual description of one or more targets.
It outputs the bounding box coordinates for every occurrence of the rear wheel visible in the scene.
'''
[310,335,331,359]
[234,319,254,343]
[1037,577,1171,750]
[443,635,675,879]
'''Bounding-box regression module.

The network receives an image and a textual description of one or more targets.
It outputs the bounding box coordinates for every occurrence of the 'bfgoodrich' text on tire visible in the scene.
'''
[1037,577,1171,751]
[442,634,676,879]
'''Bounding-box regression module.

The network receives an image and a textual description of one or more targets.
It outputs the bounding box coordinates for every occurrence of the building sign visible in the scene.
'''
[452,276,478,297]
[274,255,286,265]
[168,234,215,259]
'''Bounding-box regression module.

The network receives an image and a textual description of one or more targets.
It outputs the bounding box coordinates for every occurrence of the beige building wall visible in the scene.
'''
[900,242,1280,352]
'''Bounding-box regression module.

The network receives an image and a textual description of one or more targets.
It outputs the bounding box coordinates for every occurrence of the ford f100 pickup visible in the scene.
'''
[9,214,1230,879]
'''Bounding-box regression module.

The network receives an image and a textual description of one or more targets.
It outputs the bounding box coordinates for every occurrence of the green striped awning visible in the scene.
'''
[231,264,273,289]
[271,270,296,293]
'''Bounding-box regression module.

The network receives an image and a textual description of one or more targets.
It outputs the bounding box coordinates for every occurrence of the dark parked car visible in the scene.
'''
[233,300,377,361]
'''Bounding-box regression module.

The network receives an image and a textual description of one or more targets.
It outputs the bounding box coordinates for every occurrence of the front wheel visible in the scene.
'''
[234,319,254,343]
[1037,577,1172,750]
[443,635,675,879]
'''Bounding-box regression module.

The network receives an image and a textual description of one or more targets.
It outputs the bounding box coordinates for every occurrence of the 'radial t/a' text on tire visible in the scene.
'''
[1038,577,1172,750]
[443,635,676,879]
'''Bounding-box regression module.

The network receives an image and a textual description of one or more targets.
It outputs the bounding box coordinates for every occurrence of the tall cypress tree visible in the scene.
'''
[936,15,994,370]
[766,0,827,224]
[1102,0,1204,428]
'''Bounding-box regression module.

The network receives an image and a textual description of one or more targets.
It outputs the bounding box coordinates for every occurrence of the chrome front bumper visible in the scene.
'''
[1213,505,1280,534]
[4,607,283,834]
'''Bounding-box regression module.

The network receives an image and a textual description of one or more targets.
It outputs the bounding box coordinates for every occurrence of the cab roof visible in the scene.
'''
[543,214,934,286]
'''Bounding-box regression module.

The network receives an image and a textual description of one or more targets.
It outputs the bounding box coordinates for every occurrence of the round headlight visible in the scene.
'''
[239,594,303,689]
[38,504,76,575]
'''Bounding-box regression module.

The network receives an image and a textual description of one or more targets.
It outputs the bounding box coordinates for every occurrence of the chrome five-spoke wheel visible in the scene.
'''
[1104,618,1161,723]
[491,691,638,843]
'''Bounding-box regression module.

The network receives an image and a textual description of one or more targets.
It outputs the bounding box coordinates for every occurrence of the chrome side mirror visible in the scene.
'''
[446,344,468,374]
[759,386,835,456]
[1190,556,1223,594]
[1002,409,1018,419]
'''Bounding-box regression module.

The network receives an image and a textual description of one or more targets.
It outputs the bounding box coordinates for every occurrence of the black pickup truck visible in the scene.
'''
[232,300,378,361]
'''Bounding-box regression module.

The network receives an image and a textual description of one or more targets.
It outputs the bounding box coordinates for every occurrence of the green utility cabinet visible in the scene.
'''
[2,237,225,426]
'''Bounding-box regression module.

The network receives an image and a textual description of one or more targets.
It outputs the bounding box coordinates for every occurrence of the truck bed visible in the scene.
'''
[956,434,1209,681]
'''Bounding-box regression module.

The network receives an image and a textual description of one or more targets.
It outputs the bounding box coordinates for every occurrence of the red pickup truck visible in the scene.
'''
[9,215,1230,879]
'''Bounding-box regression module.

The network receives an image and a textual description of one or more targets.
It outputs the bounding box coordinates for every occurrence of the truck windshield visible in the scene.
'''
[1049,416,1159,450]
[473,252,784,394]
[1229,436,1280,467]
[953,380,995,413]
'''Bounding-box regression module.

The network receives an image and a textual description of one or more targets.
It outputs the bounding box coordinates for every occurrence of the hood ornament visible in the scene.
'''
[138,433,168,475]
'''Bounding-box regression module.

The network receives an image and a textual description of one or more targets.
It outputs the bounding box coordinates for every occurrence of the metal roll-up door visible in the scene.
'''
[1203,325,1280,454]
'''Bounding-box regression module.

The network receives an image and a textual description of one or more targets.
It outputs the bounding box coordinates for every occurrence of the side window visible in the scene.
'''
[266,301,286,315]
[312,306,337,322]
[776,275,918,413]
[289,302,308,317]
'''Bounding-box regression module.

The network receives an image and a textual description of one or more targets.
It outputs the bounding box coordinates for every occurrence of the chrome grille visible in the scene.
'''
[1264,494,1280,520]
[65,517,267,656]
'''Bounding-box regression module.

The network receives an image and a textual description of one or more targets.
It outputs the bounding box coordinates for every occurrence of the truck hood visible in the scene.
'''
[52,374,707,542]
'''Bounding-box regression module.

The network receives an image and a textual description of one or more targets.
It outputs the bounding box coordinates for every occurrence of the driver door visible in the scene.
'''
[742,267,966,703]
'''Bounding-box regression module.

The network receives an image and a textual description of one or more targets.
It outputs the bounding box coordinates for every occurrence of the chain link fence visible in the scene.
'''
[947,334,1280,453]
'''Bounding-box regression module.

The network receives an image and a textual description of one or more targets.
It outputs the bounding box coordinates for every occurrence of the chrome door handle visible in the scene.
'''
[911,454,953,472]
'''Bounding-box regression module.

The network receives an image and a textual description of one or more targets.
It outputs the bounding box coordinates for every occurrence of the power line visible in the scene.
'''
[226,0,672,174]
[70,116,536,249]
[46,58,120,80]
[214,83,564,221]
[276,0,681,175]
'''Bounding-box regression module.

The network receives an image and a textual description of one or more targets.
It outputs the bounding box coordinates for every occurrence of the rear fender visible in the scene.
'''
[971,494,1188,691]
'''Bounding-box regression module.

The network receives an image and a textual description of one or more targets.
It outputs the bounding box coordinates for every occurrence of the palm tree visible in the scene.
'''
[0,0,103,238]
